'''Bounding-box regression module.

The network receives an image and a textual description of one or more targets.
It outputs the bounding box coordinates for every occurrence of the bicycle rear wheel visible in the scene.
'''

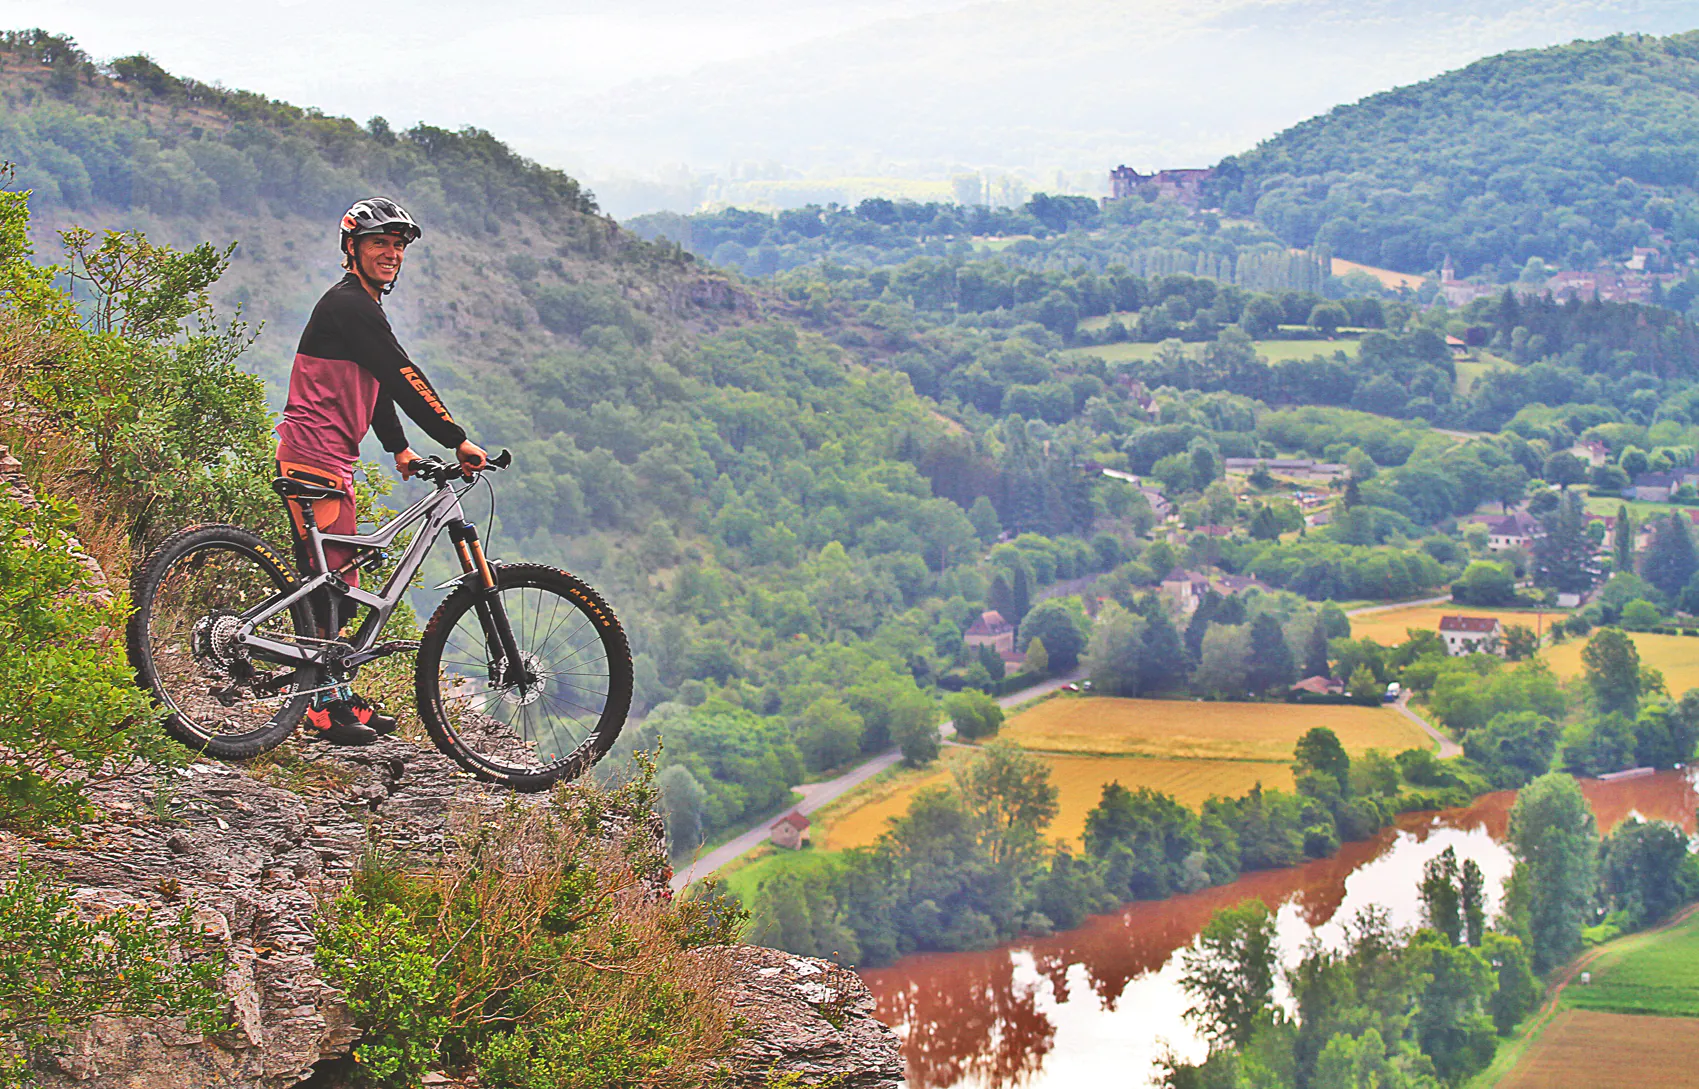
[416,563,631,792]
[127,525,322,759]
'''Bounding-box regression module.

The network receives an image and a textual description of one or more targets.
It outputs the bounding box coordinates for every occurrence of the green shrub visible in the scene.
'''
[0,493,175,831]
[0,863,229,1087]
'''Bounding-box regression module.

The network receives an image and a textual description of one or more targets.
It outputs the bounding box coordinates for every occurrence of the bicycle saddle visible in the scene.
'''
[271,476,348,502]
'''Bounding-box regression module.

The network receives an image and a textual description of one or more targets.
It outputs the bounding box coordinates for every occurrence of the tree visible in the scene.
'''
[976,641,1006,682]
[1461,857,1486,947]
[1024,636,1050,675]
[1179,899,1277,1048]
[1641,513,1698,598]
[1484,932,1539,1034]
[968,495,1001,544]
[1303,618,1331,678]
[1419,846,1465,944]
[1532,491,1597,594]
[795,697,864,772]
[945,689,1004,741]
[1542,451,1587,490]
[1307,302,1349,335]
[657,765,708,857]
[1249,504,1281,541]
[1293,727,1350,793]
[1083,603,1145,697]
[1506,772,1598,973]
[1488,463,1529,513]
[1502,624,1538,660]
[954,740,1059,870]
[1614,505,1634,576]
[1018,599,1089,671]
[1139,605,1191,693]
[1463,711,1559,788]
[1455,561,1516,606]
[1599,817,1692,928]
[893,707,941,766]
[1346,663,1380,706]
[1245,614,1296,693]
[1193,625,1252,699]
[1582,627,1642,714]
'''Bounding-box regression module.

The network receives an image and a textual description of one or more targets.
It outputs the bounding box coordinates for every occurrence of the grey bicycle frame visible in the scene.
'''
[234,476,480,670]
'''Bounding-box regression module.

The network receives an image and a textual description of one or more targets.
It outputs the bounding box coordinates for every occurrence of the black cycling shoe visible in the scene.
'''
[347,694,398,736]
[305,702,380,746]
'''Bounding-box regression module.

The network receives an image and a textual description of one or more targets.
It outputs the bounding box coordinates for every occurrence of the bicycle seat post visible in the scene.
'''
[293,494,331,576]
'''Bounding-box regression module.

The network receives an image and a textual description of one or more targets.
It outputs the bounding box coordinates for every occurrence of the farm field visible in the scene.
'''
[822,752,1296,850]
[1583,495,1699,521]
[1329,257,1424,290]
[714,844,836,906]
[1000,696,1429,762]
[1562,908,1699,1018]
[1349,604,1566,647]
[1495,1010,1699,1089]
[1544,632,1699,695]
[1061,337,1358,365]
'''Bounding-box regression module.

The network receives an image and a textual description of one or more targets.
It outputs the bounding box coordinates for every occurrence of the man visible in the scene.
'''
[275,196,487,745]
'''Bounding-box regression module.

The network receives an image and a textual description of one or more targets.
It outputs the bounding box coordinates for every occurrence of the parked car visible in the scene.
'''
[1383,681,1402,703]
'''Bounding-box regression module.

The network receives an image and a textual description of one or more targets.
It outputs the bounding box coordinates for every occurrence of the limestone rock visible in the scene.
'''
[707,945,903,1089]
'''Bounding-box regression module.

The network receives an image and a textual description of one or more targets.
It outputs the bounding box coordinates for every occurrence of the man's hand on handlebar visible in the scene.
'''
[395,446,421,479]
[403,445,512,484]
[457,440,488,473]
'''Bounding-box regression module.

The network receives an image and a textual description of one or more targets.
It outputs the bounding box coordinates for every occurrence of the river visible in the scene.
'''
[860,770,1699,1089]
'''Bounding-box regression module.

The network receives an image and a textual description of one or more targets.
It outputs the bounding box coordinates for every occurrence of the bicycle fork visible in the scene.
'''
[449,523,527,686]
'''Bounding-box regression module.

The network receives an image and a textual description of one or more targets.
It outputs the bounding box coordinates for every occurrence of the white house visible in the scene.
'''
[1438,615,1504,657]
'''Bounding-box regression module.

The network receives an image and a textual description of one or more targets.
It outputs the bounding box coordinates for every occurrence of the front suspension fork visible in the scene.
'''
[450,523,524,683]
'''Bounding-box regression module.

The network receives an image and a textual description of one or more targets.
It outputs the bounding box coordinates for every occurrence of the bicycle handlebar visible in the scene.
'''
[407,448,512,484]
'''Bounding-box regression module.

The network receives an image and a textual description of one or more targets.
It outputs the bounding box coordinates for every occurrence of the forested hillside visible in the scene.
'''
[1218,31,1699,276]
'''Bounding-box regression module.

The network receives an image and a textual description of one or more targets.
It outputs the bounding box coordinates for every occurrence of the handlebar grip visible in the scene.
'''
[491,449,513,470]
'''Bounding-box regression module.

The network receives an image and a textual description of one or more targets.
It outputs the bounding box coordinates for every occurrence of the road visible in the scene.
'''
[668,669,1083,892]
[1393,691,1462,758]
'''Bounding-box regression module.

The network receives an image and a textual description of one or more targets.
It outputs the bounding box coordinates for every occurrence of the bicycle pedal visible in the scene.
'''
[373,640,420,655]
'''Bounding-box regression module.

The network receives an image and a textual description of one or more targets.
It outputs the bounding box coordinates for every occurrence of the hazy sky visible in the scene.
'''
[4,0,1693,215]
[0,0,976,141]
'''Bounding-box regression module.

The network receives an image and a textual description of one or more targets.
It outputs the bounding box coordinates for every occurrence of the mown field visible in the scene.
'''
[1349,604,1566,648]
[1583,495,1699,521]
[1494,1009,1699,1089]
[1000,696,1428,762]
[1544,632,1699,696]
[1562,909,1699,1018]
[817,695,1422,851]
[1061,337,1358,365]
[1330,257,1424,290]
[822,751,1297,850]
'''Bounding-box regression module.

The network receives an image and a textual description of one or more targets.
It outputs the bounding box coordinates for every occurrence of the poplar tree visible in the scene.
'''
[1613,504,1633,575]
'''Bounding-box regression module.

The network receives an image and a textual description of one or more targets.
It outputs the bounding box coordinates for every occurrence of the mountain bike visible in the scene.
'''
[126,452,632,791]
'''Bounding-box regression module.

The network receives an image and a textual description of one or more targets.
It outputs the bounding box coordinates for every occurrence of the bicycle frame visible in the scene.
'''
[233,473,509,672]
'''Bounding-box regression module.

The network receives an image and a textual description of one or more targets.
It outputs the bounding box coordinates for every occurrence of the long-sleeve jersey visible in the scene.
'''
[275,273,466,475]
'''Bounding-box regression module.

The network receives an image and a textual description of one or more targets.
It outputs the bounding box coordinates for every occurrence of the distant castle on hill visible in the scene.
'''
[1109,166,1214,208]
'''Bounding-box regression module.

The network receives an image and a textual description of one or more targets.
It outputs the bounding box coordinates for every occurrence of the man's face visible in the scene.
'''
[353,232,408,284]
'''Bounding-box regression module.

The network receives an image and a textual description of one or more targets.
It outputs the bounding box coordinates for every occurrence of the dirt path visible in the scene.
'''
[668,670,1083,892]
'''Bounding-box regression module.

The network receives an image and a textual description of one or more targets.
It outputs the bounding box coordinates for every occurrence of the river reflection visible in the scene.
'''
[861,770,1699,1089]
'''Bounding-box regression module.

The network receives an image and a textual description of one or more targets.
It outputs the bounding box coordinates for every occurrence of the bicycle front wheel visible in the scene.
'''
[127,524,323,759]
[416,563,632,792]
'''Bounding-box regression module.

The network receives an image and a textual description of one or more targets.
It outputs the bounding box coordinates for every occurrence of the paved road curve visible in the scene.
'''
[1393,691,1463,758]
[668,670,1083,892]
